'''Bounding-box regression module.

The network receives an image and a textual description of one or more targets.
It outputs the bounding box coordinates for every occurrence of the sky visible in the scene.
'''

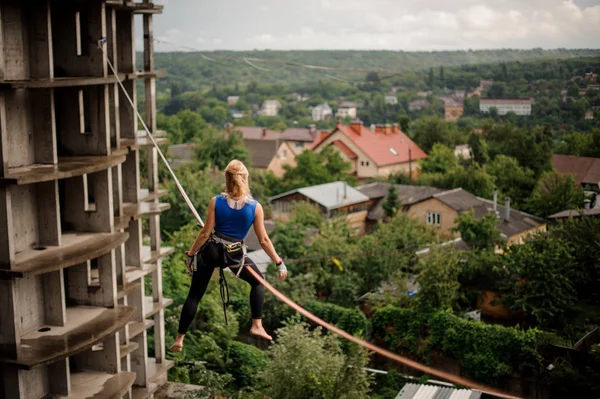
[149,0,600,51]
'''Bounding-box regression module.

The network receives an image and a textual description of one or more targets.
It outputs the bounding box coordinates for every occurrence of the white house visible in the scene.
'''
[336,102,358,119]
[479,98,534,116]
[312,103,333,121]
[259,100,282,116]
[384,95,398,105]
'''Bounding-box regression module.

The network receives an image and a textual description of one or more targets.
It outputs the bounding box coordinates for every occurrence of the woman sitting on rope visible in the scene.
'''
[170,160,287,352]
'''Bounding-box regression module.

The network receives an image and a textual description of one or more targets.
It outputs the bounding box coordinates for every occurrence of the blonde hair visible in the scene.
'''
[224,160,251,200]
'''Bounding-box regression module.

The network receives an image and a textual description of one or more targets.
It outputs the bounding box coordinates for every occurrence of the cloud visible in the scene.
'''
[150,0,600,51]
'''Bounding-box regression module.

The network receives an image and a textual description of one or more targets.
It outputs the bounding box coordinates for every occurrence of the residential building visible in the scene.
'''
[280,126,319,154]
[585,72,598,84]
[549,200,600,220]
[358,184,546,243]
[312,121,428,179]
[454,144,471,160]
[227,96,240,106]
[479,98,534,116]
[336,101,359,119]
[0,1,174,398]
[409,99,430,111]
[312,103,333,121]
[259,99,282,116]
[269,181,372,234]
[169,144,196,168]
[384,95,398,105]
[444,97,464,121]
[553,154,600,194]
[244,140,297,177]
[290,92,309,102]
[229,126,297,177]
[586,110,595,120]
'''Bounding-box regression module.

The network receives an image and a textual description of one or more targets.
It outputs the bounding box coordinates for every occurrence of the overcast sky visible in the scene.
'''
[150,0,600,51]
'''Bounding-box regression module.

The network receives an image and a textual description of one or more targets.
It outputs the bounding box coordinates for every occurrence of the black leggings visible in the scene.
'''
[177,240,265,334]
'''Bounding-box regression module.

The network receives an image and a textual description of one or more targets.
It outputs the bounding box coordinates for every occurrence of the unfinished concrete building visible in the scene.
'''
[0,1,174,398]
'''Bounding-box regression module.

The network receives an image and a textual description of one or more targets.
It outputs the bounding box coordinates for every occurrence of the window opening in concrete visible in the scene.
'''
[75,11,83,56]
[83,174,96,212]
[38,327,51,333]
[79,90,92,135]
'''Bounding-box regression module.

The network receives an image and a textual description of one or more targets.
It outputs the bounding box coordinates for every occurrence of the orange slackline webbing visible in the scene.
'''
[98,42,522,399]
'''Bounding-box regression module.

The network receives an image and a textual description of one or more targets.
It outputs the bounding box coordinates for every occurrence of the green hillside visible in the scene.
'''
[152,48,600,91]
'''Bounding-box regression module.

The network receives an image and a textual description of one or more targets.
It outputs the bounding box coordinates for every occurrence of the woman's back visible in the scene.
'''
[213,195,257,239]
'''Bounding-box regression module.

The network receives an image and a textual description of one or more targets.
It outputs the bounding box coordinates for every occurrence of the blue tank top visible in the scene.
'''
[213,195,258,239]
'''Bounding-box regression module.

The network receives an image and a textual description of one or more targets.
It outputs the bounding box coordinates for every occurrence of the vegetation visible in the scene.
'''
[153,49,600,398]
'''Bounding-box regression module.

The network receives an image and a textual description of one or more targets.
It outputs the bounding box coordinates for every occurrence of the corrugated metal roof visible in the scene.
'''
[269,181,370,211]
[395,384,481,399]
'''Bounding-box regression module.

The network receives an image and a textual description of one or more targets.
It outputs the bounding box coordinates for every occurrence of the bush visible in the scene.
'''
[372,306,542,383]
[304,300,369,337]
[227,341,269,388]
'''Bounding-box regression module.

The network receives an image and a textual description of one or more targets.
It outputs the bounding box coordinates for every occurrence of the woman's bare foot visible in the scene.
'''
[250,319,272,341]
[170,334,185,352]
[250,326,272,341]
[170,343,183,352]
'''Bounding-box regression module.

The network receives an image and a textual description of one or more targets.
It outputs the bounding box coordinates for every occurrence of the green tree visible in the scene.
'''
[468,132,490,165]
[487,155,537,207]
[416,248,461,310]
[259,321,371,399]
[413,116,458,153]
[526,171,586,217]
[194,130,250,171]
[453,210,501,250]
[419,143,458,174]
[280,146,353,192]
[382,185,400,218]
[501,234,577,328]
[397,115,410,133]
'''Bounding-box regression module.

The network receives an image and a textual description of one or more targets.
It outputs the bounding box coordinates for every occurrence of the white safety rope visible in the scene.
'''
[98,39,205,228]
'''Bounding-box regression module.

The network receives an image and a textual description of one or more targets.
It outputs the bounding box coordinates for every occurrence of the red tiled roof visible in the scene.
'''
[314,124,427,167]
[553,154,600,185]
[332,140,357,159]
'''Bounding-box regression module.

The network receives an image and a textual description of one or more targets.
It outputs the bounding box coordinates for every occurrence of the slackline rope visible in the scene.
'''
[98,42,522,399]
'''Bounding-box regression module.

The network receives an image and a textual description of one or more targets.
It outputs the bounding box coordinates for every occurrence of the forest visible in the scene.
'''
[145,49,600,398]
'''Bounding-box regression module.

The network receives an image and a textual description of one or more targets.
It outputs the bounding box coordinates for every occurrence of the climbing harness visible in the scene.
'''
[98,42,522,399]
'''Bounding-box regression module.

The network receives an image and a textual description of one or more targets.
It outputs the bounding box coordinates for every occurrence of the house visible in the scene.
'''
[269,181,372,235]
[336,101,358,119]
[384,95,398,105]
[585,72,599,84]
[479,98,534,116]
[454,144,471,160]
[312,120,428,179]
[259,99,282,116]
[229,126,296,177]
[244,139,297,177]
[169,144,195,168]
[358,183,546,243]
[586,110,595,120]
[280,126,319,154]
[552,154,600,194]
[290,92,309,102]
[548,199,600,220]
[312,103,333,121]
[409,99,430,111]
[444,97,464,121]
[227,96,240,106]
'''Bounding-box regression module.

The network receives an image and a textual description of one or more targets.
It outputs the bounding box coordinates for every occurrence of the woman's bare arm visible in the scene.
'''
[254,203,287,279]
[188,197,216,256]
